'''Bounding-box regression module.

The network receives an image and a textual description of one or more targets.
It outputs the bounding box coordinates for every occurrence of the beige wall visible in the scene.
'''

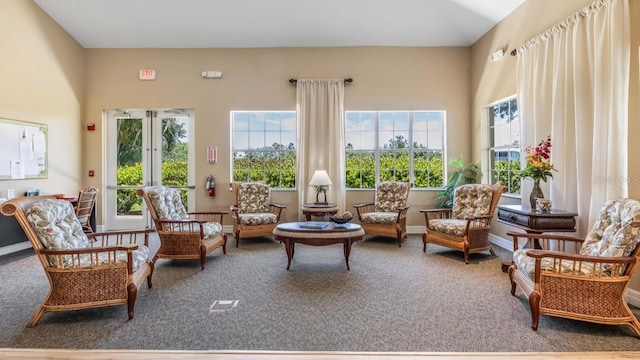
[0,0,85,199]
[84,47,471,226]
[470,0,640,290]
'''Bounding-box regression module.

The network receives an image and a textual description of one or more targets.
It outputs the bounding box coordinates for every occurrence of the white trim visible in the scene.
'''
[489,233,513,251]
[0,241,31,256]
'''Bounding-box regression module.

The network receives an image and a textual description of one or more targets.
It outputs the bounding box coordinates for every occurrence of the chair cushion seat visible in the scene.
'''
[201,221,223,239]
[361,212,398,225]
[238,213,278,225]
[513,248,602,279]
[428,219,468,237]
[75,245,150,271]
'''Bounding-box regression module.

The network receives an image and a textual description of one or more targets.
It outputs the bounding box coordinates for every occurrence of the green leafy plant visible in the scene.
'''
[434,157,483,208]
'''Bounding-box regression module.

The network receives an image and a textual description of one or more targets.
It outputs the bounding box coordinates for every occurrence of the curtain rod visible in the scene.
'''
[289,78,353,84]
[510,0,607,56]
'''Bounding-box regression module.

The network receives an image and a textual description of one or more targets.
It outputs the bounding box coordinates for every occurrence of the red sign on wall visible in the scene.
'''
[139,69,156,80]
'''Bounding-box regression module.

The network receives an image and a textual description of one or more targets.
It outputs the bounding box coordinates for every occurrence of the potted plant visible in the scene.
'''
[434,157,483,208]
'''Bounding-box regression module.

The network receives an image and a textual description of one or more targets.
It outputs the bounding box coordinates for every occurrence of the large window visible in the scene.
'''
[231,111,297,189]
[345,111,445,189]
[488,97,521,194]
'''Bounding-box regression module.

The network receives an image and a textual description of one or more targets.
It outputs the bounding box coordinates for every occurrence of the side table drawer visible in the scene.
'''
[498,209,529,227]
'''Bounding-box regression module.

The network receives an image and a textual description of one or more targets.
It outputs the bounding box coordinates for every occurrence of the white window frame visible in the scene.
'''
[487,96,521,195]
[345,110,446,189]
[230,111,297,189]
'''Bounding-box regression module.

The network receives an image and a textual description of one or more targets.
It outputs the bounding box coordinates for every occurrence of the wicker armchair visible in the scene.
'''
[508,198,640,337]
[353,181,412,247]
[137,186,227,270]
[420,184,504,263]
[74,186,98,233]
[0,196,154,326]
[230,182,285,247]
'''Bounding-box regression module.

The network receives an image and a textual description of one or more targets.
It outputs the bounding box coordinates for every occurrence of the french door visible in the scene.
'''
[104,109,194,230]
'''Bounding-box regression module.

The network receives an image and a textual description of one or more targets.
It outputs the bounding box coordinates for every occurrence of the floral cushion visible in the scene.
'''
[428,219,468,237]
[580,199,640,258]
[237,182,271,213]
[374,182,410,213]
[147,186,188,220]
[513,198,640,279]
[238,213,278,225]
[148,186,222,239]
[451,184,493,219]
[361,212,398,225]
[513,248,597,278]
[26,199,148,270]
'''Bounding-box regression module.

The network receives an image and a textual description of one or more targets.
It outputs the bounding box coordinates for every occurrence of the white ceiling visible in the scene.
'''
[33,0,526,49]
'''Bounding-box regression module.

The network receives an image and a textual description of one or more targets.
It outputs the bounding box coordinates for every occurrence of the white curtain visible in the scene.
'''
[296,79,346,218]
[516,0,629,235]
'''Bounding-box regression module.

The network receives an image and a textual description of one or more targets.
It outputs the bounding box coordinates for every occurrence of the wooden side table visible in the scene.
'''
[301,203,339,221]
[497,204,578,272]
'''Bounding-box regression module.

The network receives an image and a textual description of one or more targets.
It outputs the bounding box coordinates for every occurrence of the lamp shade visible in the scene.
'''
[309,170,332,186]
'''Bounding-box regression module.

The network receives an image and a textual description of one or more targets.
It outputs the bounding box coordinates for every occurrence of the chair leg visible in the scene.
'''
[463,243,470,264]
[200,244,207,270]
[146,261,154,288]
[397,229,402,247]
[627,308,640,337]
[508,266,517,296]
[422,233,427,252]
[27,306,47,327]
[489,247,496,256]
[235,230,241,248]
[127,283,137,320]
[222,234,227,254]
[529,291,541,331]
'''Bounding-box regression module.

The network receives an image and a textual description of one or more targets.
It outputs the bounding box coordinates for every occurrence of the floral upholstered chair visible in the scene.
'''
[353,181,412,247]
[420,184,504,263]
[137,186,227,270]
[230,182,286,247]
[0,196,153,326]
[508,198,640,337]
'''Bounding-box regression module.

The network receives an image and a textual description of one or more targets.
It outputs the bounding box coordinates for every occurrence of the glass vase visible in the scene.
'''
[529,180,544,209]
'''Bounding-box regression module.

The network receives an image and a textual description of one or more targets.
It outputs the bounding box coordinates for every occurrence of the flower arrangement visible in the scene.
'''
[521,135,556,182]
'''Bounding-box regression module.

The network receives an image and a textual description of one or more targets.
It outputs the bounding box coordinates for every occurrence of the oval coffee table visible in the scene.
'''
[273,222,364,270]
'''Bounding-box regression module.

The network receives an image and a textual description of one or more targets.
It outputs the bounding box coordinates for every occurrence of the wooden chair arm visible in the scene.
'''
[40,245,139,255]
[352,203,375,219]
[188,211,227,224]
[156,218,207,225]
[420,208,452,227]
[353,202,374,209]
[188,211,229,215]
[507,231,585,252]
[525,249,637,278]
[525,249,636,265]
[419,208,452,214]
[89,228,154,247]
[269,203,286,210]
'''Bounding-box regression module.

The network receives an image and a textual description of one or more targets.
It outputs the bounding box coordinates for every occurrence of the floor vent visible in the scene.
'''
[210,300,239,312]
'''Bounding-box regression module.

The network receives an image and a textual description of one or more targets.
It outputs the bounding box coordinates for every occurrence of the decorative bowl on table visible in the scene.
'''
[330,211,353,224]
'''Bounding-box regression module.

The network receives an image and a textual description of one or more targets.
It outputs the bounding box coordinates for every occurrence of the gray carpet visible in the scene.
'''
[0,233,639,352]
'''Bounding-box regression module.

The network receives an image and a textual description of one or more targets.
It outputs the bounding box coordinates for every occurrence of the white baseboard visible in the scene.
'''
[489,234,640,308]
[0,241,31,256]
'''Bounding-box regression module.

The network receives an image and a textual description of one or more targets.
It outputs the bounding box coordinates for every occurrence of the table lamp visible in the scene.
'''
[309,170,332,205]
